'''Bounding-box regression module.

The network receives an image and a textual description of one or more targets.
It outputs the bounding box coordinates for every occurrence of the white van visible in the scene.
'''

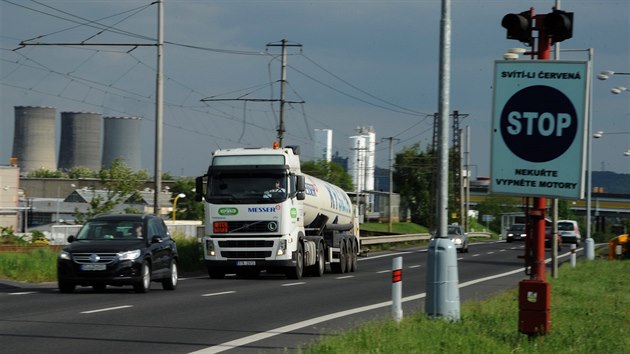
[557,220,581,246]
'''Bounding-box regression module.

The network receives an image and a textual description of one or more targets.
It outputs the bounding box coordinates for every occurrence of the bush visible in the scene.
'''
[172,232,204,273]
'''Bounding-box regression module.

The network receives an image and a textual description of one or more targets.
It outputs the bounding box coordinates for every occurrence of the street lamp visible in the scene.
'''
[597,70,630,81]
[172,193,186,221]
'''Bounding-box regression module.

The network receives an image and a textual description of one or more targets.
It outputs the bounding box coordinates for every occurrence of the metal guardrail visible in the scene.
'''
[360,231,492,245]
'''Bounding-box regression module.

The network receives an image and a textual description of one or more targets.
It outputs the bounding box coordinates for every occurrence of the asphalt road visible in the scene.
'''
[0,240,583,354]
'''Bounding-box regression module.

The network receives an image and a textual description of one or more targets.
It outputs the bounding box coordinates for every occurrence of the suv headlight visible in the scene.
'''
[118,249,141,261]
[59,250,71,260]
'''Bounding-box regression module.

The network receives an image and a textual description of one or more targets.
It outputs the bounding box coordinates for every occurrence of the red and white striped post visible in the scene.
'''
[392,256,403,323]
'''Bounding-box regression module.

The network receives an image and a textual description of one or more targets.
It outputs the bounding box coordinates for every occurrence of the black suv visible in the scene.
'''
[57,214,178,293]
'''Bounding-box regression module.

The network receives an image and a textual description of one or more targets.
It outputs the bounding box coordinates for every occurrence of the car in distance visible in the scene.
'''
[506,223,527,243]
[57,214,178,293]
[544,226,562,250]
[447,224,469,253]
[557,220,581,246]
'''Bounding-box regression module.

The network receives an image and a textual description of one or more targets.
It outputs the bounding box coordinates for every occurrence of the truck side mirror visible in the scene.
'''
[296,175,305,200]
[194,176,205,202]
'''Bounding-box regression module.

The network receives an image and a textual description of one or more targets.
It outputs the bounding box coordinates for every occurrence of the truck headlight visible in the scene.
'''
[206,239,215,256]
[453,237,462,245]
[118,249,141,261]
[277,239,287,256]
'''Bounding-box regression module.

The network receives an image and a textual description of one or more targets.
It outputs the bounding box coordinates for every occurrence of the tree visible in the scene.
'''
[74,159,149,223]
[475,195,522,233]
[393,143,434,227]
[170,177,204,221]
[67,166,97,179]
[27,168,64,178]
[301,160,354,191]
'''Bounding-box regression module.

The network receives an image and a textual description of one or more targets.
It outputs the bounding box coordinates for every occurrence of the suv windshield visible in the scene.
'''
[76,220,145,241]
[509,224,525,231]
[558,222,575,231]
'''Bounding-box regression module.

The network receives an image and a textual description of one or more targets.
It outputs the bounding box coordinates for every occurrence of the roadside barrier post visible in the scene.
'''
[570,244,577,267]
[392,257,403,323]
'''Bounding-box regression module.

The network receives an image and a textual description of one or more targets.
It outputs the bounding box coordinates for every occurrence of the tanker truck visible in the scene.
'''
[194,145,360,279]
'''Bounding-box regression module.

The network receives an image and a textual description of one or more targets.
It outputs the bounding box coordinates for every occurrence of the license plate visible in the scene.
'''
[236,261,256,266]
[81,263,106,271]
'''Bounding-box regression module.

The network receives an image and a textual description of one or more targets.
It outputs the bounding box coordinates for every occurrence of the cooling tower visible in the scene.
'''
[58,112,103,171]
[102,117,142,171]
[12,106,57,174]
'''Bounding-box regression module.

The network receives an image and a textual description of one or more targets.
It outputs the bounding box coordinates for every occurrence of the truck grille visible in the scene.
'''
[221,251,272,259]
[72,253,117,264]
[218,240,274,248]
[224,221,278,233]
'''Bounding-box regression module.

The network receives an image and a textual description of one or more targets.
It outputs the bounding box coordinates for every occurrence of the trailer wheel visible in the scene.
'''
[349,240,358,272]
[332,243,347,274]
[344,240,352,273]
[286,242,304,280]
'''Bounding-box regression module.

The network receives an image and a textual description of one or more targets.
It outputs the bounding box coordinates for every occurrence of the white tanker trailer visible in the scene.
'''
[195,145,360,279]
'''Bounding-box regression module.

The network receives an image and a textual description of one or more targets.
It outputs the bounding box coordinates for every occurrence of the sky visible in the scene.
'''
[1,0,629,180]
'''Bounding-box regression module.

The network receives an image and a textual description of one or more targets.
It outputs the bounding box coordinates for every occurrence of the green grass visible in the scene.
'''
[0,247,58,283]
[299,259,630,354]
[0,236,204,283]
[360,222,428,234]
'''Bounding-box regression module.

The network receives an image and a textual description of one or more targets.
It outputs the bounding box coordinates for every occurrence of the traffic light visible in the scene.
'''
[543,9,573,43]
[501,11,532,44]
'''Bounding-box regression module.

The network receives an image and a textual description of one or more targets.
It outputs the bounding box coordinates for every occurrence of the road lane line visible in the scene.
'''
[282,282,305,287]
[202,291,236,297]
[9,291,37,295]
[336,276,354,280]
[409,265,421,268]
[376,270,389,274]
[190,266,528,354]
[81,305,133,314]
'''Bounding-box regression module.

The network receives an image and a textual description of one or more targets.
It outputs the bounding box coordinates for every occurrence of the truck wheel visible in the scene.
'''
[208,267,225,279]
[133,261,151,293]
[286,242,304,280]
[307,245,325,277]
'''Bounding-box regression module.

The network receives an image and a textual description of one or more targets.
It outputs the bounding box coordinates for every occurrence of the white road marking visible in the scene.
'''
[9,291,37,295]
[201,291,236,297]
[190,266,528,354]
[336,276,354,280]
[487,252,495,255]
[81,305,133,314]
[376,270,390,274]
[281,282,306,287]
[409,265,421,268]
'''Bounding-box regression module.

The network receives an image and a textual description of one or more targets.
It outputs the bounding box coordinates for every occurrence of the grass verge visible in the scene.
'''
[300,259,630,354]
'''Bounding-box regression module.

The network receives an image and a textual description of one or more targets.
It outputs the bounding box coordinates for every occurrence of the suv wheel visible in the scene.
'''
[162,259,178,290]
[58,280,75,293]
[134,261,151,293]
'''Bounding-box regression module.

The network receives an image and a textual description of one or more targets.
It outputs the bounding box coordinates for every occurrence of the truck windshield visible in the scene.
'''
[207,174,288,204]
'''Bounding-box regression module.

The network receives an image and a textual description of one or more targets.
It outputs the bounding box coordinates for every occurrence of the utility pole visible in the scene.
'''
[18,0,165,216]
[266,39,302,147]
[382,137,399,233]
